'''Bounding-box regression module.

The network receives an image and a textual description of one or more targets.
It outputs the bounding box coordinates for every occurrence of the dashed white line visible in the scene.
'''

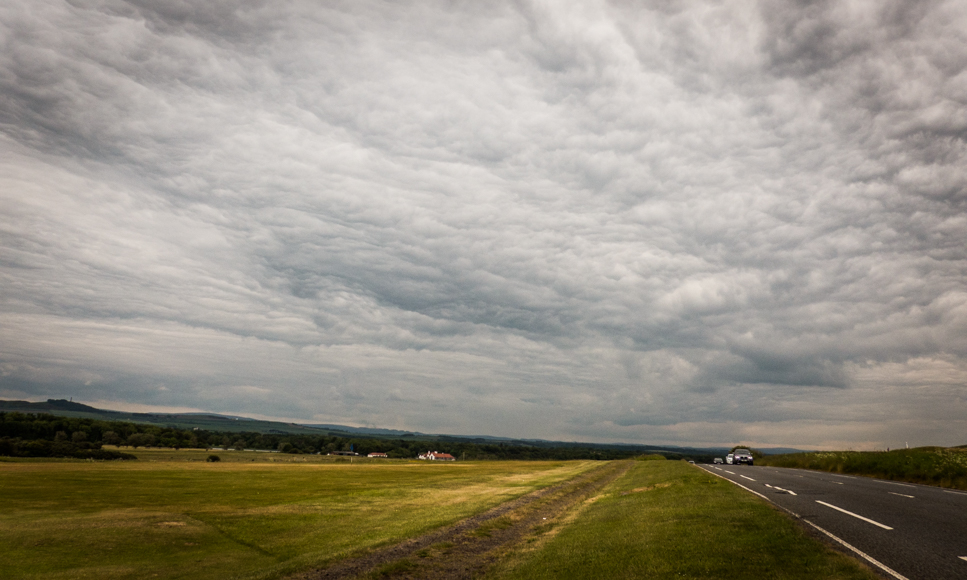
[816,501,893,530]
[888,492,914,499]
[959,556,967,562]
[874,480,917,489]
[944,489,967,497]
[740,475,755,481]
[828,481,844,485]
[725,470,735,474]
[701,466,908,580]
[765,483,797,495]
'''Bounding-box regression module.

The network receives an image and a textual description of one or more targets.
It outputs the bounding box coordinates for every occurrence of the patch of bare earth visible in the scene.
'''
[288,461,631,580]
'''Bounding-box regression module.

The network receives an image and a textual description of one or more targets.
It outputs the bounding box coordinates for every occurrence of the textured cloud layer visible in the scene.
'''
[2,0,966,448]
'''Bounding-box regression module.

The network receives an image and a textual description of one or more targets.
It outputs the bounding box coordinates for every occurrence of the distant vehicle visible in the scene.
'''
[733,448,754,465]
[713,457,724,464]
[688,460,695,464]
[726,453,734,464]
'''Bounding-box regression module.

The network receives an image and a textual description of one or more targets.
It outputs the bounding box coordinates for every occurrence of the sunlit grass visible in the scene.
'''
[0,449,597,580]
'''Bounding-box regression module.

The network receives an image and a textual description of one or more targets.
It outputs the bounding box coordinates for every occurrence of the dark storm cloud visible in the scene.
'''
[1,0,966,447]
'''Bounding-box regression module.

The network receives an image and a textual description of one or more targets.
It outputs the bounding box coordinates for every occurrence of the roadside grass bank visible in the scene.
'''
[758,446,967,490]
[487,460,880,580]
[0,449,598,580]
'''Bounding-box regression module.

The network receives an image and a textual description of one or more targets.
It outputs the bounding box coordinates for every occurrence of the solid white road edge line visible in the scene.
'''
[887,492,914,499]
[944,489,967,496]
[740,475,755,481]
[699,466,774,504]
[815,501,893,530]
[960,556,967,562]
[802,520,910,580]
[698,467,908,580]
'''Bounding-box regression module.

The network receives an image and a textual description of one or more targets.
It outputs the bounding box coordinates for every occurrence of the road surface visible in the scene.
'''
[699,464,967,580]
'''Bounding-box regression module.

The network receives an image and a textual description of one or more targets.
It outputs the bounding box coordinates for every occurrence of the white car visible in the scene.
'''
[726,453,734,464]
[713,457,724,464]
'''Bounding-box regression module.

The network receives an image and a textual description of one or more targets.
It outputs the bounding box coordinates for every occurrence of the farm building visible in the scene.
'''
[418,451,456,461]
[367,452,388,458]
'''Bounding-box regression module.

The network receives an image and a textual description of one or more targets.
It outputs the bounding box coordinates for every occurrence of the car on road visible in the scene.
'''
[732,448,754,465]
[726,453,734,464]
[713,457,723,464]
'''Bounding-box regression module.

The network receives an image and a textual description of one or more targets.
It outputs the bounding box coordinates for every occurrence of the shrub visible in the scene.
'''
[207,454,221,462]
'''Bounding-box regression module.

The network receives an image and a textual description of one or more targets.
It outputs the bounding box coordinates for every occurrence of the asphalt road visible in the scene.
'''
[698,464,967,580]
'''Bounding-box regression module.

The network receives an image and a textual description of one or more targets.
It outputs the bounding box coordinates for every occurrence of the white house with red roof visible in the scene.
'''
[418,450,456,461]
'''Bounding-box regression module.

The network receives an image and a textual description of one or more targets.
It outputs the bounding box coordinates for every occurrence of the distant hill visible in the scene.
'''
[0,399,800,456]
[757,447,813,455]
[0,399,336,436]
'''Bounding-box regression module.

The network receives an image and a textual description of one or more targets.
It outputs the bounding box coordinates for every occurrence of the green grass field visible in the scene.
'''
[758,447,967,490]
[488,460,880,580]
[3,452,890,580]
[0,450,597,580]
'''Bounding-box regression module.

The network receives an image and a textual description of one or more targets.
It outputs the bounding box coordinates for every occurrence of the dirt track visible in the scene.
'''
[288,460,631,580]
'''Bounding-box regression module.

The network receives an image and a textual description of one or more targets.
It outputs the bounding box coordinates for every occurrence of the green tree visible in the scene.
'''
[126,433,155,448]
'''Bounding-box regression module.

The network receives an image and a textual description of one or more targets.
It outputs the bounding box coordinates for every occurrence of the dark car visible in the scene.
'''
[732,448,754,465]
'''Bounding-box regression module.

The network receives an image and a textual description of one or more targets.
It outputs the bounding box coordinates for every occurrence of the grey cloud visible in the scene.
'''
[1,0,966,448]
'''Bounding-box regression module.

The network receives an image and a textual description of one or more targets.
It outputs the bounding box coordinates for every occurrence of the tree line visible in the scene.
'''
[0,412,672,461]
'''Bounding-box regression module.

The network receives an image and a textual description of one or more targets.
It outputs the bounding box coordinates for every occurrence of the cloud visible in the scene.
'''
[1,0,966,448]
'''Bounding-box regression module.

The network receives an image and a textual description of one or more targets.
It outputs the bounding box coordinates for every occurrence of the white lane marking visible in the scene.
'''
[803,521,910,580]
[740,475,755,481]
[704,468,907,580]
[764,483,797,495]
[713,467,722,471]
[888,492,914,499]
[944,489,967,497]
[828,481,844,485]
[874,480,917,489]
[959,556,967,562]
[701,467,774,504]
[816,501,893,530]
[725,470,735,474]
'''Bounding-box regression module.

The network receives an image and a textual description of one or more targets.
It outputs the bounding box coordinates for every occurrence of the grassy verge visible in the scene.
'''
[0,450,598,580]
[758,447,967,490]
[487,460,880,580]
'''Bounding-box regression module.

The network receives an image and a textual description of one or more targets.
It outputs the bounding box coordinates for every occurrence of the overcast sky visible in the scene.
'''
[2,0,966,449]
